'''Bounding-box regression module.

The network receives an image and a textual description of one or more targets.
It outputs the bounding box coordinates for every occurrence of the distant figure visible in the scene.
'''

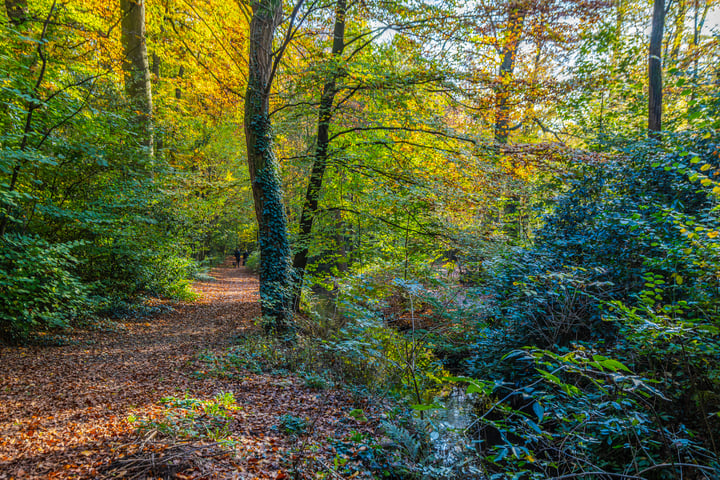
[242,250,249,266]
[233,248,241,268]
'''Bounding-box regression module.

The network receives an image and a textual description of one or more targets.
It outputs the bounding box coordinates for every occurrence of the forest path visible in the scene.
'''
[0,259,378,479]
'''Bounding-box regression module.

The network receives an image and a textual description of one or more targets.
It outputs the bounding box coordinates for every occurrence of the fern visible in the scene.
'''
[381,421,422,461]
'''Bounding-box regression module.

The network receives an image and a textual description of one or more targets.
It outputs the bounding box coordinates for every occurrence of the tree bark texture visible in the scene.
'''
[292,0,347,311]
[120,0,154,155]
[648,0,665,137]
[245,0,294,330]
[494,1,527,144]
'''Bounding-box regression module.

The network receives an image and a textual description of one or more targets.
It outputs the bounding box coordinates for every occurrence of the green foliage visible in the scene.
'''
[302,371,333,390]
[323,322,447,401]
[461,130,720,477]
[608,300,720,453]
[248,111,295,331]
[196,281,447,403]
[0,235,95,342]
[0,3,241,342]
[82,241,200,302]
[277,413,308,436]
[459,348,719,479]
[245,250,261,273]
[482,131,719,350]
[381,420,425,464]
[132,392,239,443]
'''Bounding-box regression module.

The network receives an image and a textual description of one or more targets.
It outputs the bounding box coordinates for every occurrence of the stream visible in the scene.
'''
[430,387,485,479]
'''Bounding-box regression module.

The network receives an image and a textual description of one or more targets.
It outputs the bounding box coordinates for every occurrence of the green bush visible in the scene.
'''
[608,299,720,455]
[278,413,308,435]
[483,132,719,348]
[74,238,200,302]
[0,235,95,343]
[0,232,200,343]
[460,348,717,479]
[245,250,261,273]
[131,392,239,443]
[461,131,720,477]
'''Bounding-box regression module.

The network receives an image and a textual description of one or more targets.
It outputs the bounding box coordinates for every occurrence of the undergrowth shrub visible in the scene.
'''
[324,323,447,401]
[197,318,446,404]
[459,348,720,480]
[608,299,720,456]
[245,250,260,273]
[131,392,239,444]
[461,131,720,478]
[487,133,719,350]
[195,275,449,408]
[79,240,199,301]
[0,232,200,343]
[0,235,95,343]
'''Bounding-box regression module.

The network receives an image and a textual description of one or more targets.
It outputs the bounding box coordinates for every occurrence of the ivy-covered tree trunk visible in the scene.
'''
[292,0,347,311]
[494,1,527,144]
[648,0,665,138]
[120,0,154,156]
[245,0,294,331]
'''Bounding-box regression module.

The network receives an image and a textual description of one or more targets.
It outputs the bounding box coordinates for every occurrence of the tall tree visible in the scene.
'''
[457,0,611,144]
[292,0,347,311]
[245,0,297,330]
[648,0,665,136]
[494,0,528,144]
[121,0,154,154]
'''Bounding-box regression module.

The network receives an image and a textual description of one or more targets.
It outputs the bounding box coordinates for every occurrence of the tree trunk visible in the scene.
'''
[245,0,294,331]
[176,65,184,100]
[120,0,154,155]
[292,0,347,311]
[151,52,160,79]
[494,1,527,144]
[648,0,665,138]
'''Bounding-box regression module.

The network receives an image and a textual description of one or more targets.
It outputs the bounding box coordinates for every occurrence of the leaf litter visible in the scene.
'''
[0,259,387,479]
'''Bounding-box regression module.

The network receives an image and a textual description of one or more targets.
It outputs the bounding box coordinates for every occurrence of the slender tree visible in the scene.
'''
[121,0,154,155]
[648,0,665,137]
[245,0,295,330]
[292,0,347,311]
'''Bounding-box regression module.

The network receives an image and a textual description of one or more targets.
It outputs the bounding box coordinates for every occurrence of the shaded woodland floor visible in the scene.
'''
[0,259,384,479]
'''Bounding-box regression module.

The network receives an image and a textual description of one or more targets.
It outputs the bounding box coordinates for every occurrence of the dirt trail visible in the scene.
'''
[0,260,380,479]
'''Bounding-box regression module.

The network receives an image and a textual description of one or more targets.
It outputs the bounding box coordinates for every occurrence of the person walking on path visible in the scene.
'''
[242,250,249,266]
[233,248,242,268]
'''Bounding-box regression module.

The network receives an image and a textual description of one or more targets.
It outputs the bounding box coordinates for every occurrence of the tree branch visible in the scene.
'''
[167,17,245,98]
[328,125,475,144]
[267,0,308,90]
